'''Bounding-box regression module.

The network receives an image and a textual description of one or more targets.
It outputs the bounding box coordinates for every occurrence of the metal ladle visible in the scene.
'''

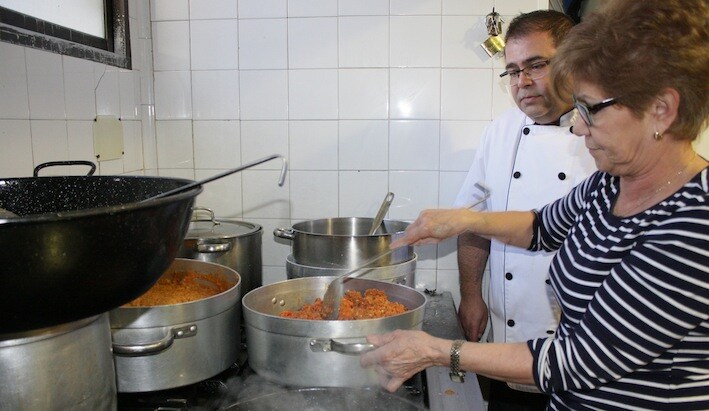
[368,192,394,235]
[141,154,288,202]
[321,248,396,320]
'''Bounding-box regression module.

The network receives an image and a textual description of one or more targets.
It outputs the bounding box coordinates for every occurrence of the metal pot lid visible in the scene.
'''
[185,207,261,240]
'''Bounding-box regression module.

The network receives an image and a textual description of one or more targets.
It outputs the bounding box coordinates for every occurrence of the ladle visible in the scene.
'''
[368,192,394,235]
[141,154,288,202]
[321,248,396,320]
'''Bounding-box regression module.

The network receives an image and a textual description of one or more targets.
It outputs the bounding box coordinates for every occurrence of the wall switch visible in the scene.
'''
[93,115,124,161]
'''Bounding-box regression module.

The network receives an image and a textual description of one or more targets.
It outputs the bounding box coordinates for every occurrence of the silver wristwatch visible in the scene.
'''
[449,339,466,383]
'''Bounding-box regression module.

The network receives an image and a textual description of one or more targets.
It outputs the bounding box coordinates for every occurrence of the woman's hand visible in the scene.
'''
[390,208,477,248]
[360,330,449,392]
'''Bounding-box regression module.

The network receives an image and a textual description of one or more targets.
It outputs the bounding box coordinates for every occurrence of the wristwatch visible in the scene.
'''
[449,339,466,383]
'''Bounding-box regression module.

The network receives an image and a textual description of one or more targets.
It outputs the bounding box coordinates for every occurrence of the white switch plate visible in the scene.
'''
[93,115,124,161]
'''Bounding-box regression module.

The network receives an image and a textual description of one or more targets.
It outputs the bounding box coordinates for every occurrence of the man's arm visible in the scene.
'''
[457,232,490,341]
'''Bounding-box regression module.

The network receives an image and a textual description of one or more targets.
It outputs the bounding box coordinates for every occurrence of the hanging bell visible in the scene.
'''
[481,8,505,57]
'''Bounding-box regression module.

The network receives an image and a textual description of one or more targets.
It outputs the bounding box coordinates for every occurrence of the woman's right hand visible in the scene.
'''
[390,208,477,248]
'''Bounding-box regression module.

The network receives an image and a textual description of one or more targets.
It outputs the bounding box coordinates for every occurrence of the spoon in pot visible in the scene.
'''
[321,248,396,320]
[368,192,394,235]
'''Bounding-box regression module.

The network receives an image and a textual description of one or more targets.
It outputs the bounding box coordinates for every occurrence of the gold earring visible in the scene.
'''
[653,131,663,140]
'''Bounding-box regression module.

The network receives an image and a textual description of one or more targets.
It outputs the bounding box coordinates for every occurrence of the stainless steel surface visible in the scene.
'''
[322,249,395,320]
[285,254,416,287]
[422,291,485,410]
[0,314,117,410]
[178,207,263,296]
[242,276,426,387]
[226,387,425,410]
[368,192,395,235]
[273,217,413,268]
[110,259,242,393]
[143,154,287,202]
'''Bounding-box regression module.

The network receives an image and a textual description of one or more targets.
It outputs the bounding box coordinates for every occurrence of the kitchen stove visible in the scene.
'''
[117,291,484,410]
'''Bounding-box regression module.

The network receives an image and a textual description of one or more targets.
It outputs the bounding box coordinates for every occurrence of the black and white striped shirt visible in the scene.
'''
[527,168,709,410]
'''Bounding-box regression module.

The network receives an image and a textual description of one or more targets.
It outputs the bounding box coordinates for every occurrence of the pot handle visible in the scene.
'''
[112,324,198,357]
[33,160,97,177]
[196,241,233,253]
[309,338,375,355]
[273,227,295,240]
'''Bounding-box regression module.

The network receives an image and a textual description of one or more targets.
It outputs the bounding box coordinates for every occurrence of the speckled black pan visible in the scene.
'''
[0,174,201,334]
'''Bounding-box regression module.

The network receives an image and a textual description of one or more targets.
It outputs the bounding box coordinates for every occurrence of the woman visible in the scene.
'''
[360,0,708,409]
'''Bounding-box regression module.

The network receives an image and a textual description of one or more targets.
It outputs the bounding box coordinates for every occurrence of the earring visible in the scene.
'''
[653,131,663,140]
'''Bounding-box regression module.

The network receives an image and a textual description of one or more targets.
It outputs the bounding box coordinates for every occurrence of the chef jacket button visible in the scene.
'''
[513,171,521,179]
[546,330,555,335]
[522,127,530,135]
[507,319,515,327]
[545,279,551,284]
[505,272,513,280]
[558,172,566,180]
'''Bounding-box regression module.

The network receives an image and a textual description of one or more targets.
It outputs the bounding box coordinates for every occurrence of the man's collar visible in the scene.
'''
[530,108,576,127]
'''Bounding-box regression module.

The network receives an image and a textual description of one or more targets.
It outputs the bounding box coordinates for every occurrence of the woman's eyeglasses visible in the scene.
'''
[573,96,618,126]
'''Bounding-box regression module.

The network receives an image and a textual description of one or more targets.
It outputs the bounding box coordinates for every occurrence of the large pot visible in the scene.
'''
[0,169,201,333]
[273,217,413,268]
[178,207,262,296]
[0,314,116,410]
[242,276,426,388]
[286,254,417,288]
[109,258,242,393]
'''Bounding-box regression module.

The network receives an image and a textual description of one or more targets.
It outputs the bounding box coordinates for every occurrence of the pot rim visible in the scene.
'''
[110,259,241,327]
[0,175,202,226]
[242,276,426,325]
[289,217,410,237]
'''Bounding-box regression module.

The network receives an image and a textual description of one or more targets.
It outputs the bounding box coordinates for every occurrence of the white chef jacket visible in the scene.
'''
[454,108,596,346]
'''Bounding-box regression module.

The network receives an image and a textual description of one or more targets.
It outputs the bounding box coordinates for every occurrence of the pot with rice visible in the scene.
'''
[109,258,241,393]
[242,276,427,387]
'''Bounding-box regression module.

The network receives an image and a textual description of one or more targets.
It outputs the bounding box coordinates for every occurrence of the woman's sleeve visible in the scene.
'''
[528,172,600,252]
[528,204,709,392]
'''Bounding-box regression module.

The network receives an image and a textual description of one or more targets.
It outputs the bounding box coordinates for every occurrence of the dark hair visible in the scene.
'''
[551,0,709,140]
[504,10,575,47]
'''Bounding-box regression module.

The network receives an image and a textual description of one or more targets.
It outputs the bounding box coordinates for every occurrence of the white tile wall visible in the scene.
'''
[2,0,611,298]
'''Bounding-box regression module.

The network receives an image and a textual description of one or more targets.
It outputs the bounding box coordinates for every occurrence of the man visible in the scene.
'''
[453,10,596,411]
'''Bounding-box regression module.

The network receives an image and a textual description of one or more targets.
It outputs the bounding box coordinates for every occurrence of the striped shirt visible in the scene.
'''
[527,168,709,410]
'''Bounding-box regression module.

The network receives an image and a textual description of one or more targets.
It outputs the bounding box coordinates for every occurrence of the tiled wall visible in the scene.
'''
[148,0,554,306]
[0,0,154,178]
[9,1,706,306]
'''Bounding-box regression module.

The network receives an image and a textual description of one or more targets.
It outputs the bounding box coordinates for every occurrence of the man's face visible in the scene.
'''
[504,31,564,124]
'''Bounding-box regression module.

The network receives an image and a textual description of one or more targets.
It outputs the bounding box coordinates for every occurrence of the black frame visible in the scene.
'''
[0,0,131,69]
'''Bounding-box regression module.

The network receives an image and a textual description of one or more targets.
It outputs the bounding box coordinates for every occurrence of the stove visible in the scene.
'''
[117,291,484,410]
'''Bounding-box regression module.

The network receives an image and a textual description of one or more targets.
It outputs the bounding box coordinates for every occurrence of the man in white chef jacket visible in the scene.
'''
[453,10,596,411]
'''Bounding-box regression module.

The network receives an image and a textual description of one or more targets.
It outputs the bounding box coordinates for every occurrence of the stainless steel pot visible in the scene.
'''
[178,207,263,296]
[0,314,116,410]
[273,217,413,268]
[242,276,426,387]
[109,259,241,393]
[286,254,417,288]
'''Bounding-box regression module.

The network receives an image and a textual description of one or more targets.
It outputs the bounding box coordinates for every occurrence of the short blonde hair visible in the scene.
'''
[551,0,709,140]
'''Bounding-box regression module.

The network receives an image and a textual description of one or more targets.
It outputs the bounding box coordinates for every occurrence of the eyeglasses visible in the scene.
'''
[499,59,551,86]
[573,95,618,126]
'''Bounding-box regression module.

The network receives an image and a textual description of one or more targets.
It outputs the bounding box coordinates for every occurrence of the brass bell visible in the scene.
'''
[481,8,505,57]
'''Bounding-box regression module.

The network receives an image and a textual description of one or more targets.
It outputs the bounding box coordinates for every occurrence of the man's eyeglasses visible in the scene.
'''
[573,96,618,126]
[499,59,551,86]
